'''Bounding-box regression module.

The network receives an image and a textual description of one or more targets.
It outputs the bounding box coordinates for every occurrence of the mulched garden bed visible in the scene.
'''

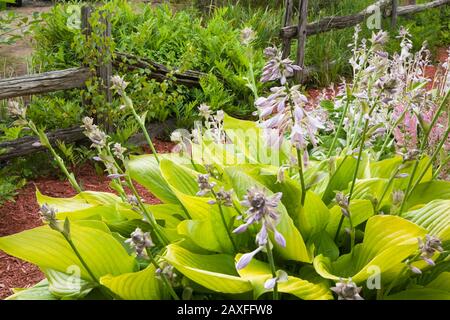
[0,139,173,299]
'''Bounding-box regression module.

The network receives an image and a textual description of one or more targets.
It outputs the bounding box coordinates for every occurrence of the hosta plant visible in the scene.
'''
[1,27,449,300]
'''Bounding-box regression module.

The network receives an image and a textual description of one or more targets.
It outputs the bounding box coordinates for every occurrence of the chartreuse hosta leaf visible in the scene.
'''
[224,166,311,263]
[159,159,235,253]
[405,181,450,210]
[315,215,427,284]
[164,244,252,294]
[222,113,290,166]
[370,155,433,190]
[126,154,178,203]
[0,221,136,282]
[100,264,164,300]
[402,200,450,243]
[349,178,390,206]
[236,255,333,300]
[37,190,142,222]
[325,199,374,239]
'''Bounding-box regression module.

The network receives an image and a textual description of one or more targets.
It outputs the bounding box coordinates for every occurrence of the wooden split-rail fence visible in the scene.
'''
[1,1,449,162]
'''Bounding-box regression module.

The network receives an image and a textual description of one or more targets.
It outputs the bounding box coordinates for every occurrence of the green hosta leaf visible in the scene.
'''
[127,154,178,203]
[315,215,427,284]
[402,200,450,242]
[299,191,330,240]
[325,199,374,239]
[426,272,450,292]
[224,166,311,263]
[5,280,57,300]
[370,156,402,178]
[322,155,368,204]
[385,288,450,300]
[164,244,252,294]
[0,222,136,282]
[405,181,450,210]
[236,255,333,300]
[100,264,163,300]
[310,231,339,261]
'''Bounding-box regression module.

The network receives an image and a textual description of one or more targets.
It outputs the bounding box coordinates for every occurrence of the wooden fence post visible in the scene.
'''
[97,10,112,133]
[281,0,295,59]
[391,0,398,28]
[295,0,308,83]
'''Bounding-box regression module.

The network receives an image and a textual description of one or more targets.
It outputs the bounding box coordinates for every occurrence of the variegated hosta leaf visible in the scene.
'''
[314,215,427,284]
[163,244,252,294]
[236,255,333,300]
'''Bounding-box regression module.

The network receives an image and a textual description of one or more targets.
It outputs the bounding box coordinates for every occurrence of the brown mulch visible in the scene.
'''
[0,139,174,299]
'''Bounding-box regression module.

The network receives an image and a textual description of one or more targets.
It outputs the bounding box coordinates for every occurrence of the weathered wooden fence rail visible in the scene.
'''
[282,0,450,80]
[0,119,176,162]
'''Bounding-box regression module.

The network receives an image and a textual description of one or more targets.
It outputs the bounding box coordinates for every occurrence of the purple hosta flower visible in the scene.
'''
[170,129,193,157]
[198,103,212,120]
[196,174,216,196]
[260,47,301,85]
[335,192,350,218]
[418,235,444,266]
[125,228,154,258]
[111,75,129,96]
[156,261,180,287]
[112,143,126,161]
[208,187,233,207]
[81,117,107,148]
[233,188,286,248]
[7,100,27,118]
[331,278,364,300]
[256,85,323,150]
[264,270,289,290]
[240,27,256,45]
[263,47,278,59]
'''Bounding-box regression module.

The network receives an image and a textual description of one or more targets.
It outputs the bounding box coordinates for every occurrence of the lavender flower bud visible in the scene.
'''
[125,228,154,258]
[213,188,234,207]
[40,203,59,231]
[111,75,129,95]
[235,246,263,270]
[7,100,27,118]
[418,235,444,266]
[198,104,212,120]
[264,270,289,289]
[335,192,350,217]
[112,143,126,161]
[240,27,256,45]
[196,174,216,196]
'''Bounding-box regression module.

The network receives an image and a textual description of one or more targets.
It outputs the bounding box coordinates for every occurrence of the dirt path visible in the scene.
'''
[0,1,53,77]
